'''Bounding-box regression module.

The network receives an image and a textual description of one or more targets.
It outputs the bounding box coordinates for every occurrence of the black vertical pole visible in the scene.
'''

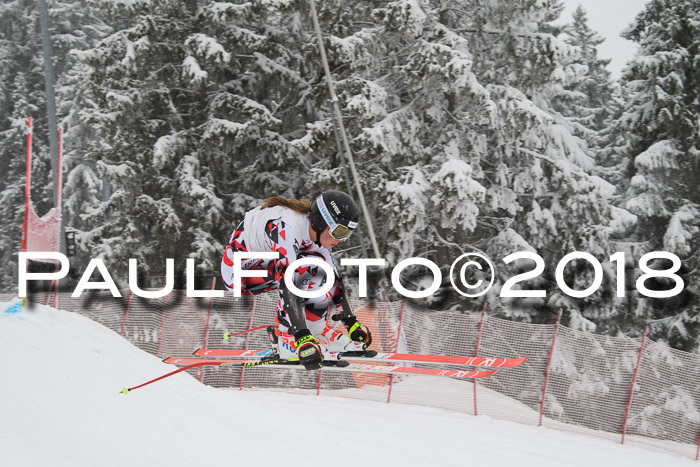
[38,0,59,206]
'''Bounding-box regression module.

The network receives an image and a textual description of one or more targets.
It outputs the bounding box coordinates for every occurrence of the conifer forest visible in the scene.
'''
[1,0,698,352]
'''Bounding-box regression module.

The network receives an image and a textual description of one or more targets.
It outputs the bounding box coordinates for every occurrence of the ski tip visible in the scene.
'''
[192,348,201,356]
[121,387,130,395]
[514,356,530,366]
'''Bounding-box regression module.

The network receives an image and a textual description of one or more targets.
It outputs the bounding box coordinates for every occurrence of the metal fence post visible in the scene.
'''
[199,278,216,382]
[621,328,647,444]
[473,303,486,416]
[119,291,134,336]
[239,296,257,390]
[387,299,406,404]
[539,309,562,426]
[157,294,168,358]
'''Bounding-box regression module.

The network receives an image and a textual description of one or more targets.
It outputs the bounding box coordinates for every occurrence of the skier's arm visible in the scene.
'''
[331,273,355,321]
[303,242,372,348]
[332,273,373,347]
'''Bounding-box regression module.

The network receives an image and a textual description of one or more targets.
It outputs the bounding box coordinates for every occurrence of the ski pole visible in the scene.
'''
[121,358,287,394]
[223,324,272,340]
[120,361,235,395]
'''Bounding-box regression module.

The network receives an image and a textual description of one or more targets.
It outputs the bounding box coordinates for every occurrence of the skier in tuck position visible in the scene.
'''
[220,190,372,370]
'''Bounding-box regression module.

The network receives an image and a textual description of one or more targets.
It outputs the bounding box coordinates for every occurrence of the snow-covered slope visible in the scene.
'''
[0,300,695,467]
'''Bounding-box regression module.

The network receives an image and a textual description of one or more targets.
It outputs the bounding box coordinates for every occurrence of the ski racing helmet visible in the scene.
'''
[309,190,359,244]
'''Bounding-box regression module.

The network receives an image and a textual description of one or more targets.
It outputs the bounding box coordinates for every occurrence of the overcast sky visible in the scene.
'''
[559,0,650,78]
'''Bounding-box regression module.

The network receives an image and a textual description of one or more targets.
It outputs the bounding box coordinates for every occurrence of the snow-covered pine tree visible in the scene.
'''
[614,0,699,352]
[452,0,631,324]
[0,18,36,289]
[571,3,629,200]
[561,5,615,139]
[52,2,112,286]
[291,0,492,286]
[290,0,631,324]
[71,0,312,285]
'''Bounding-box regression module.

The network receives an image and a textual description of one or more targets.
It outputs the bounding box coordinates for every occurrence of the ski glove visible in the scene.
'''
[294,329,323,370]
[342,316,372,347]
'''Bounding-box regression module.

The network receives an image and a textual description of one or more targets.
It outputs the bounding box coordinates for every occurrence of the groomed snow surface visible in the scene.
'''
[1,299,696,467]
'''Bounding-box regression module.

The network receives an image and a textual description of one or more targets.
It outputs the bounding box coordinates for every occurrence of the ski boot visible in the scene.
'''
[314,325,377,358]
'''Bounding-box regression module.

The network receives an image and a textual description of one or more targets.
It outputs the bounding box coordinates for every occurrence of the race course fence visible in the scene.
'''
[10,289,700,461]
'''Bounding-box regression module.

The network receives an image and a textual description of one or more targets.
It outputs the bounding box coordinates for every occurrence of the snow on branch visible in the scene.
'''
[373,0,427,38]
[634,140,680,172]
[517,147,615,197]
[182,56,208,84]
[663,204,699,257]
[345,79,388,120]
[202,2,254,23]
[185,33,231,65]
[253,52,304,84]
[430,158,485,232]
[153,134,185,169]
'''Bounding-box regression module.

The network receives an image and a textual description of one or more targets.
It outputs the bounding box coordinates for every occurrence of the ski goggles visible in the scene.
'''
[328,223,355,240]
[316,196,358,241]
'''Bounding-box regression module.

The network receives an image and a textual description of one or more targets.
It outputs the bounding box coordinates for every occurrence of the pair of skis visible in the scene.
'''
[192,348,528,368]
[121,348,528,394]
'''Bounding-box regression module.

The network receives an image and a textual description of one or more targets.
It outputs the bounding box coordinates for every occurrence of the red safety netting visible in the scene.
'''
[11,290,700,461]
[24,206,61,253]
[21,117,62,258]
